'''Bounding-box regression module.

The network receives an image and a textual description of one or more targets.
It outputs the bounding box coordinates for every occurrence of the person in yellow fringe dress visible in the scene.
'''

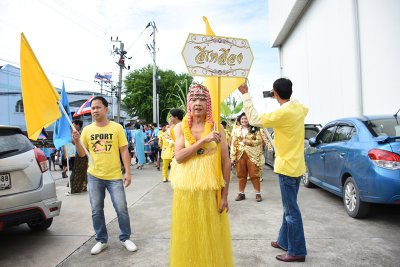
[160,123,174,182]
[169,83,233,267]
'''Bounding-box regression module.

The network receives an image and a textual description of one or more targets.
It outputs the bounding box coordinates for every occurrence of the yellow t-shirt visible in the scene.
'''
[81,121,128,180]
[160,129,174,160]
[157,130,164,148]
[242,93,309,177]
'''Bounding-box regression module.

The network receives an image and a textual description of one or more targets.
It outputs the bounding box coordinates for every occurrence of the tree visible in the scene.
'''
[123,65,193,123]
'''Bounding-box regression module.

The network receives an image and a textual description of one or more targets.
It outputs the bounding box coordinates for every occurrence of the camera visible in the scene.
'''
[263,90,274,98]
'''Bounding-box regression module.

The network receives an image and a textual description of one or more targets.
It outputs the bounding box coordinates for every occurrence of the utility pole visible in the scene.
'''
[146,21,158,124]
[111,36,131,123]
[156,93,159,126]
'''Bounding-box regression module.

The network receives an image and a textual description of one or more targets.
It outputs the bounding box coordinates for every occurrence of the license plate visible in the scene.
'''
[0,173,11,189]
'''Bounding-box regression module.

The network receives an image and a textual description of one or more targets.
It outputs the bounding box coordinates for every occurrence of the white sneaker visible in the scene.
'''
[121,239,137,252]
[91,242,108,255]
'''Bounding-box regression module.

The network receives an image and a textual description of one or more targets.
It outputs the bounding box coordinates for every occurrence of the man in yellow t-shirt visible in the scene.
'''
[73,96,137,255]
[238,78,308,263]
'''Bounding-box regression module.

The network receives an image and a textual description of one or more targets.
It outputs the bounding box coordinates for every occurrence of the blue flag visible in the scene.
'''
[53,81,72,149]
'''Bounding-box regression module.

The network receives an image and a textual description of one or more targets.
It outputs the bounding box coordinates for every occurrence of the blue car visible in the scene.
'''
[304,115,400,218]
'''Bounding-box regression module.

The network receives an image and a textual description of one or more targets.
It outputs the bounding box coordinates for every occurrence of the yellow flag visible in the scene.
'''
[202,17,245,210]
[202,16,245,123]
[20,33,61,140]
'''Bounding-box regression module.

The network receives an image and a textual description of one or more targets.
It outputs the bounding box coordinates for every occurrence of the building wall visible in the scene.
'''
[0,65,28,129]
[357,0,400,115]
[269,0,400,125]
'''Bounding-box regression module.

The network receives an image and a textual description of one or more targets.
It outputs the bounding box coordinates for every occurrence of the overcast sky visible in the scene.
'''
[0,0,280,111]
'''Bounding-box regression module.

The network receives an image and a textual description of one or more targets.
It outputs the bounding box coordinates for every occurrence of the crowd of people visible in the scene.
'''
[45,77,308,265]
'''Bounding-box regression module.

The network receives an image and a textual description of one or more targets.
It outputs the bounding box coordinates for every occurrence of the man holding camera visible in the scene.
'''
[238,78,308,262]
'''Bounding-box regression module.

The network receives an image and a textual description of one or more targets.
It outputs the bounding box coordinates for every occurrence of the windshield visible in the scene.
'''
[0,129,34,159]
[364,118,400,137]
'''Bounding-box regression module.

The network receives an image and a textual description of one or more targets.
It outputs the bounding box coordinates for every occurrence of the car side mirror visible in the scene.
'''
[308,137,317,147]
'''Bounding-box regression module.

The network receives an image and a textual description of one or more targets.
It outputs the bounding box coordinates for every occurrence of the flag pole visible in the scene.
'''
[64,145,71,194]
[57,101,94,166]
[216,76,222,209]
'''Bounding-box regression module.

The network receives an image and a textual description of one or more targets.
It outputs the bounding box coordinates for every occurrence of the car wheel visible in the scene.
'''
[343,177,370,218]
[28,218,53,231]
[302,167,315,188]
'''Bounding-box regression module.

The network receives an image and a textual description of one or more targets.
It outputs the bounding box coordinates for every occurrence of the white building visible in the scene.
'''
[268,0,400,124]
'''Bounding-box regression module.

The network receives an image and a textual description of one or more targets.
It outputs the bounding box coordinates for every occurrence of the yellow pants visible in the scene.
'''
[162,159,171,181]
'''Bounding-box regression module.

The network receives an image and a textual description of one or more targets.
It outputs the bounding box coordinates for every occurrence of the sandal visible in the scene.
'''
[235,193,246,201]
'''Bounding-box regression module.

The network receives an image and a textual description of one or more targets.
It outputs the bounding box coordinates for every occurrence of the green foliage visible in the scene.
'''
[220,96,243,124]
[123,65,192,123]
[166,79,190,112]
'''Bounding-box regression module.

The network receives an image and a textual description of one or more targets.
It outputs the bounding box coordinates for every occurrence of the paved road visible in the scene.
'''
[0,164,399,267]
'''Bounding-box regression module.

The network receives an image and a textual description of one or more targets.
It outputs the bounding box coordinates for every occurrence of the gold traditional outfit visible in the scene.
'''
[169,121,233,267]
[230,126,263,200]
[231,126,263,174]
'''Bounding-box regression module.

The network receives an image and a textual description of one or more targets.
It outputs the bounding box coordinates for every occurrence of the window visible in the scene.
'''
[332,125,355,142]
[319,126,336,144]
[0,128,34,159]
[305,128,320,140]
[365,118,399,137]
[15,100,24,113]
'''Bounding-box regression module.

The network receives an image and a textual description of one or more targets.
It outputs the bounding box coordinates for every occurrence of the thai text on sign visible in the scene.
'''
[182,33,254,78]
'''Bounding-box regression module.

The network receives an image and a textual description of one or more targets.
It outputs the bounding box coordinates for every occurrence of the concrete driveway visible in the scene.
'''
[0,164,399,267]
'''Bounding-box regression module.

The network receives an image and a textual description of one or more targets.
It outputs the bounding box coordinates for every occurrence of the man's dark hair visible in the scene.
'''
[273,78,292,100]
[134,124,141,130]
[91,96,109,107]
[170,108,184,121]
[152,122,158,127]
[72,119,83,128]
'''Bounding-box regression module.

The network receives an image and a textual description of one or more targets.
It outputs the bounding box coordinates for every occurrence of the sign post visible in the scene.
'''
[182,33,253,207]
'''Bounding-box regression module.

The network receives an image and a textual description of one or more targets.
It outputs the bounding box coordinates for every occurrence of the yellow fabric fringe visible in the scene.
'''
[169,141,224,191]
[169,189,234,267]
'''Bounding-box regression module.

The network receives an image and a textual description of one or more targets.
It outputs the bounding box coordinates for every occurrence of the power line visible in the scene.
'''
[127,34,153,62]
[52,0,112,36]
[125,23,152,53]
[37,0,107,41]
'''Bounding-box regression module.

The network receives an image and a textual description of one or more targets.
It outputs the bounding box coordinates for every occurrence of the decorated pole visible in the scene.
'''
[182,32,253,207]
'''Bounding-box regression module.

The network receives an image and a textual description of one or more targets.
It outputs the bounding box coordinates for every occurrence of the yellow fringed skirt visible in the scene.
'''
[170,189,233,267]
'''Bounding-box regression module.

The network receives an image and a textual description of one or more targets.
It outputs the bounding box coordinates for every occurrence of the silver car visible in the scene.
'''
[0,126,61,231]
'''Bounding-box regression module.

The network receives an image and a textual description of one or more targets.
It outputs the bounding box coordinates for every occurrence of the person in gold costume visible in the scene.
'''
[169,83,233,267]
[230,112,264,202]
